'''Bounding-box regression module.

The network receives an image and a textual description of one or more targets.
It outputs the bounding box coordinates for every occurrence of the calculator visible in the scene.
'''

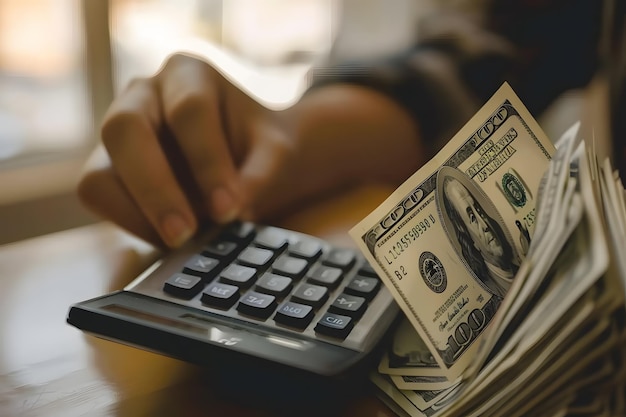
[67,222,400,404]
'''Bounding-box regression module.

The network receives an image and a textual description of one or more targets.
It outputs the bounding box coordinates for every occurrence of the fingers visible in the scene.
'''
[101,76,197,248]
[77,168,164,248]
[89,53,283,247]
[157,54,240,224]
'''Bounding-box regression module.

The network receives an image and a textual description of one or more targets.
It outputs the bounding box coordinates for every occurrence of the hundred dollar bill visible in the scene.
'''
[378,318,447,377]
[350,83,555,380]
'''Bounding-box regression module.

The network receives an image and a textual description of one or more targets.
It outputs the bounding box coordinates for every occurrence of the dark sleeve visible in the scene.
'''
[308,0,603,156]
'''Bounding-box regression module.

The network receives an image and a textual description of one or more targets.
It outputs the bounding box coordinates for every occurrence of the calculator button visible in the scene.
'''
[322,249,356,270]
[291,283,329,308]
[288,238,322,260]
[219,264,257,288]
[202,241,238,261]
[237,247,274,268]
[237,291,277,319]
[255,273,293,297]
[329,294,367,319]
[183,255,220,279]
[306,265,342,289]
[163,273,204,299]
[222,221,255,243]
[274,301,314,329]
[201,282,240,309]
[271,255,308,279]
[314,312,354,339]
[254,227,289,251]
[344,276,381,301]
[358,261,379,277]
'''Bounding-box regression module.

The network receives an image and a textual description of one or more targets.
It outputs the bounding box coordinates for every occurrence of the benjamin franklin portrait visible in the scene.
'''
[436,166,519,298]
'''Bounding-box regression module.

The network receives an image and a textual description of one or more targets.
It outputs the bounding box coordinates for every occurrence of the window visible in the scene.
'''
[0,0,340,244]
[0,0,90,200]
[109,0,337,107]
[0,0,419,244]
[0,0,88,163]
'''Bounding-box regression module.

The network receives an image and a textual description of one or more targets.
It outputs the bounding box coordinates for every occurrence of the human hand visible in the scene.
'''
[78,53,294,248]
[78,53,425,249]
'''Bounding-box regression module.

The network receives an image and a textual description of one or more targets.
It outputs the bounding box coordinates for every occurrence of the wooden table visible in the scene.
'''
[0,185,399,417]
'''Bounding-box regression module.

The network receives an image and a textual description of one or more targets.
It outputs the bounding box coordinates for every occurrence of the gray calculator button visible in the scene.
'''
[255,273,293,297]
[314,312,354,339]
[201,282,240,309]
[202,241,238,260]
[345,276,380,300]
[322,249,356,270]
[163,273,203,299]
[238,247,274,268]
[274,301,314,329]
[288,238,322,260]
[237,291,277,319]
[272,255,308,279]
[183,255,219,279]
[306,265,342,288]
[220,264,257,288]
[291,283,328,308]
[329,294,367,319]
[254,227,289,251]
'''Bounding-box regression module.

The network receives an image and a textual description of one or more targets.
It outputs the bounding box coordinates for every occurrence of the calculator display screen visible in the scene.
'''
[102,303,313,351]
[103,304,208,335]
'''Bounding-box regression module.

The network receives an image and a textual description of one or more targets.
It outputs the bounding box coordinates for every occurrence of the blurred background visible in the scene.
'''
[0,0,424,245]
[0,0,621,245]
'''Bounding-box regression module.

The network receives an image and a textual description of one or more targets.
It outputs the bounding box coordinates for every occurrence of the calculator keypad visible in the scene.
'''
[160,222,386,341]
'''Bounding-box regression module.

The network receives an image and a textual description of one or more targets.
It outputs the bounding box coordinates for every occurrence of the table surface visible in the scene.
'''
[0,185,401,417]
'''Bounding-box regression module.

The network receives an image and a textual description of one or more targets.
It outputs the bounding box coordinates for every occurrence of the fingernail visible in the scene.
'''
[161,212,194,248]
[211,186,239,224]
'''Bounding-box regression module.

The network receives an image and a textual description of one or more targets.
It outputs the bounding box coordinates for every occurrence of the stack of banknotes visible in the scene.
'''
[350,83,626,417]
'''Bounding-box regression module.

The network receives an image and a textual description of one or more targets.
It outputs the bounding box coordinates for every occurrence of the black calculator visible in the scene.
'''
[67,222,399,404]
